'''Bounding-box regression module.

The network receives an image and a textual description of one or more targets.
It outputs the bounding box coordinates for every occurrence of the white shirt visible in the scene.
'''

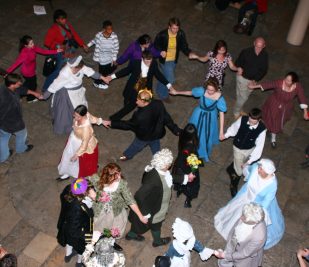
[224,117,266,164]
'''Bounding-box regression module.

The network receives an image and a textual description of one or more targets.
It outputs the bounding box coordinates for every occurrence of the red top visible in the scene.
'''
[245,0,268,13]
[44,22,85,50]
[7,46,57,77]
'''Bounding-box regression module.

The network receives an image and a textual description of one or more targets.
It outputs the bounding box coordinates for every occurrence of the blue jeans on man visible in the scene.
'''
[124,138,160,159]
[0,128,28,162]
[156,61,176,100]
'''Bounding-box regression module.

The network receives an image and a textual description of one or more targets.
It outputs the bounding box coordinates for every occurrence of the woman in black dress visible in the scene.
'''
[173,123,201,208]
[57,178,96,267]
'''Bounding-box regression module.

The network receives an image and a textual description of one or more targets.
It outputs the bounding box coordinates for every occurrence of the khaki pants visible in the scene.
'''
[233,75,253,116]
[233,145,254,176]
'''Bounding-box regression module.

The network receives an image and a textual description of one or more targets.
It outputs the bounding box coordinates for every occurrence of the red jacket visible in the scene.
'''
[246,0,267,13]
[44,22,85,50]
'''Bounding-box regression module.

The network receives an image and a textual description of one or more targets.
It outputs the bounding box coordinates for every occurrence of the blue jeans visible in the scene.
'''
[0,128,27,162]
[124,138,160,159]
[43,53,65,92]
[156,61,176,100]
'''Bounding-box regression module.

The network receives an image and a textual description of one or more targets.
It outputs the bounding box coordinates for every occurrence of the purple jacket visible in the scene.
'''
[116,41,161,65]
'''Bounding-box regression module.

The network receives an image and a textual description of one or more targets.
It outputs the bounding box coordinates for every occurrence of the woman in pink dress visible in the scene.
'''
[248,72,308,148]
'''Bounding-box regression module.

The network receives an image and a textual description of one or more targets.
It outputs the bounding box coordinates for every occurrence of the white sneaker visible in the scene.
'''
[93,82,108,90]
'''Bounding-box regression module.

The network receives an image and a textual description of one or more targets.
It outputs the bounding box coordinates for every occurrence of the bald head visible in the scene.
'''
[253,37,266,55]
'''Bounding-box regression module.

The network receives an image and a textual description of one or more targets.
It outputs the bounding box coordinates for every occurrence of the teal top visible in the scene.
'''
[89,174,136,217]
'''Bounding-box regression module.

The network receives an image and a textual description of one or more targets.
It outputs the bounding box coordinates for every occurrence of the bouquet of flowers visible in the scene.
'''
[98,191,111,203]
[186,153,202,173]
[103,227,121,238]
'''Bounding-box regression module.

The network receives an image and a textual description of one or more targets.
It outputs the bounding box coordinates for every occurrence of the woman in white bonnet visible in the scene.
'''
[214,158,285,249]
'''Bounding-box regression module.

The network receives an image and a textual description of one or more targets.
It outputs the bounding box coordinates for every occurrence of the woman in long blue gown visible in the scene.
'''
[170,77,226,162]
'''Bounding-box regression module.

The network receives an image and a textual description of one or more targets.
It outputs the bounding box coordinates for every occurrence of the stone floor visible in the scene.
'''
[0,0,308,266]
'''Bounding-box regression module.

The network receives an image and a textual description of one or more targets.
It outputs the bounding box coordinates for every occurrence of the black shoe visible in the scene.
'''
[271,142,276,149]
[113,242,123,251]
[152,237,171,247]
[64,250,78,263]
[125,234,145,241]
[184,199,192,208]
[176,190,182,198]
[25,144,34,152]
[75,263,83,267]
[230,184,238,198]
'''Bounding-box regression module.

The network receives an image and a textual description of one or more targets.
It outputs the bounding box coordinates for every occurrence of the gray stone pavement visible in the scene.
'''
[0,0,308,266]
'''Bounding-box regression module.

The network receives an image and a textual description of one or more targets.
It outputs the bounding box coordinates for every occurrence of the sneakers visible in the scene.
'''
[93,82,108,90]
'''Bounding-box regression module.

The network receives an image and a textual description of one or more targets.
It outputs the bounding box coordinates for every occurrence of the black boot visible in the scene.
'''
[230,175,241,198]
[184,197,192,208]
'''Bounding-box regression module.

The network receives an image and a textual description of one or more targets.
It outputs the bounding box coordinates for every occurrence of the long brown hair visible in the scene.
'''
[98,163,124,190]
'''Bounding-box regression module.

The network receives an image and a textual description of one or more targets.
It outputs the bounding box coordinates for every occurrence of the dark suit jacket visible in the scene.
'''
[114,59,169,102]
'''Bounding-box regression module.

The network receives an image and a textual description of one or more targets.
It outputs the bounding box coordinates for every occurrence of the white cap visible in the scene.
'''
[68,55,82,67]
[258,158,276,174]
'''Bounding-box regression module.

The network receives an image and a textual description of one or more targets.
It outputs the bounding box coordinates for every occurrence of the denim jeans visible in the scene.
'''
[156,61,176,100]
[0,128,27,162]
[124,138,160,159]
[43,53,65,92]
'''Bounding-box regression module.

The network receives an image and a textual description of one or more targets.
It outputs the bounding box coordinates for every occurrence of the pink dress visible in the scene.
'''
[261,79,307,133]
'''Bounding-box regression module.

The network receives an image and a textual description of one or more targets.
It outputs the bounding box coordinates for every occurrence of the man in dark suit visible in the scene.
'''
[105,50,173,121]
[125,148,195,247]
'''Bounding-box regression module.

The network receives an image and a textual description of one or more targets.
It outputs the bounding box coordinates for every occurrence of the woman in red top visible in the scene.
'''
[43,9,88,91]
[249,72,308,148]
[6,35,62,102]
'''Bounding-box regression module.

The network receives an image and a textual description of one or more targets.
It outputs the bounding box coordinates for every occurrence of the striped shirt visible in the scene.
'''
[88,31,119,65]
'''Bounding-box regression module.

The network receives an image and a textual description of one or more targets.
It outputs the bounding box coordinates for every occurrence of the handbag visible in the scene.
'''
[42,56,57,77]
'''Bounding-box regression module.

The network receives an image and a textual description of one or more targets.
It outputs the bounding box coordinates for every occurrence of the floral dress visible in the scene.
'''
[89,174,136,238]
[205,51,232,88]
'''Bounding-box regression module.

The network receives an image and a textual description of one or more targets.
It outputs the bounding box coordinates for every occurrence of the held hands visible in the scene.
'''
[160,51,167,58]
[83,45,89,53]
[214,249,225,259]
[169,87,177,95]
[247,80,258,89]
[56,48,64,53]
[219,132,225,141]
[189,52,199,60]
[101,76,112,84]
[237,67,243,76]
[139,215,148,224]
[102,120,111,128]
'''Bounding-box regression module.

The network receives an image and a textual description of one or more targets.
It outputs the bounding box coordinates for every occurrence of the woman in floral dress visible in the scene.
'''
[248,71,308,147]
[89,163,147,248]
[190,40,239,89]
[170,78,227,162]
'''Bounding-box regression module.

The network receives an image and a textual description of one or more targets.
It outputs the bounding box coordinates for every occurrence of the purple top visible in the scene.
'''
[116,40,161,65]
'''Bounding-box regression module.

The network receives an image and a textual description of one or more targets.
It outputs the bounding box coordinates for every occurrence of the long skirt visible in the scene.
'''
[58,132,81,178]
[78,144,98,177]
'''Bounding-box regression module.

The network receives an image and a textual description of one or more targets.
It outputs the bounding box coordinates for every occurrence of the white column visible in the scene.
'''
[287,0,309,46]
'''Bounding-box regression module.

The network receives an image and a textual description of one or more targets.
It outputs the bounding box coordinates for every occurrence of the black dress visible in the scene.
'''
[172,142,200,200]
[57,185,94,254]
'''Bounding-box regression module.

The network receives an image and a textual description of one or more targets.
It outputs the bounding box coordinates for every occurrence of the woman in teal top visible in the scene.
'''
[170,77,227,161]
[88,163,147,243]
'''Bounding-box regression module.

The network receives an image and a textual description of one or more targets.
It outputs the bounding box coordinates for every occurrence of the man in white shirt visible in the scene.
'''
[221,108,266,197]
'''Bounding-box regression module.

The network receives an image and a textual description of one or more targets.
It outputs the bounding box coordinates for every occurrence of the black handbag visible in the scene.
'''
[42,56,57,77]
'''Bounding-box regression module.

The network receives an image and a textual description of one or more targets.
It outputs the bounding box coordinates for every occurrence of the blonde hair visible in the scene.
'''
[137,89,153,102]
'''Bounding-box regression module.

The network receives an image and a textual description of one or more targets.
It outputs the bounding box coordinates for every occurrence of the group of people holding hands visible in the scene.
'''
[1,6,308,267]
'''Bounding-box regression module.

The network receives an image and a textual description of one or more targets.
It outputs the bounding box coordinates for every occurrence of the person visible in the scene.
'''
[43,55,105,135]
[170,77,227,162]
[116,34,165,66]
[153,256,171,267]
[233,0,268,36]
[297,247,309,267]
[215,203,267,267]
[164,218,213,267]
[57,178,96,267]
[88,163,148,251]
[103,89,181,160]
[248,71,308,148]
[106,50,174,121]
[87,20,119,90]
[0,74,41,163]
[57,105,103,181]
[172,124,201,208]
[0,245,17,267]
[125,148,195,247]
[214,158,285,250]
[222,108,266,197]
[6,35,62,102]
[154,17,195,100]
[233,37,268,118]
[189,40,239,89]
[43,9,88,91]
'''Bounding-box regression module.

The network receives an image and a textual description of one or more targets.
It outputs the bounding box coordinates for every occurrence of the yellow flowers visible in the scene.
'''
[186,153,202,171]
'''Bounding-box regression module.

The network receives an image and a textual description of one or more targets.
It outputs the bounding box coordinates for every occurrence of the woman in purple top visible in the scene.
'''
[116,34,165,65]
[190,40,239,89]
